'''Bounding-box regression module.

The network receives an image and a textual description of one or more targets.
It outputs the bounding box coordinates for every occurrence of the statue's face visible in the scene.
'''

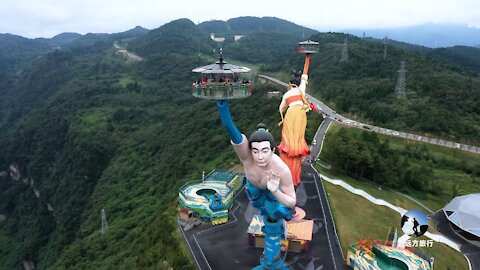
[251,141,273,167]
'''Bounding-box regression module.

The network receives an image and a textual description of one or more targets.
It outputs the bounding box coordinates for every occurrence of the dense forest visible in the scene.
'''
[0,16,479,269]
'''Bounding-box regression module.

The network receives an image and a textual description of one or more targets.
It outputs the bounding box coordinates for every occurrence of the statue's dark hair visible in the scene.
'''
[289,69,302,86]
[248,123,275,150]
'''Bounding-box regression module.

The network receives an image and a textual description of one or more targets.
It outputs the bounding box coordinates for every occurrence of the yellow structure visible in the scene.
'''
[247,215,313,253]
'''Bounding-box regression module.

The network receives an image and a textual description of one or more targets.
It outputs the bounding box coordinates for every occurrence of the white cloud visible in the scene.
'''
[0,0,479,38]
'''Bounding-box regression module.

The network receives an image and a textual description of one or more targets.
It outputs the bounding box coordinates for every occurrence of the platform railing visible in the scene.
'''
[192,83,252,99]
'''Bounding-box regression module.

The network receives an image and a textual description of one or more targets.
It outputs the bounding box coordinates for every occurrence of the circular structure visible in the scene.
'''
[297,40,319,54]
[292,207,306,220]
[191,48,253,100]
[178,169,245,225]
[196,188,217,197]
[401,209,428,237]
[443,193,480,238]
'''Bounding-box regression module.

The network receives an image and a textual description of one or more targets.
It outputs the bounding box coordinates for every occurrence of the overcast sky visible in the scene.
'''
[1,0,480,38]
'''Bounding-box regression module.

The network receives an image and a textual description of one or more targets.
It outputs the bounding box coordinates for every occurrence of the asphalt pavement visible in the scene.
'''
[310,117,333,160]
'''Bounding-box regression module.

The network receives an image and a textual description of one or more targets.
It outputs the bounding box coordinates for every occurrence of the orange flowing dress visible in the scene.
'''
[277,74,310,187]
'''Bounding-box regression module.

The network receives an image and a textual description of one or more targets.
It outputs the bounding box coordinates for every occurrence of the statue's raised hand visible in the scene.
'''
[266,170,280,193]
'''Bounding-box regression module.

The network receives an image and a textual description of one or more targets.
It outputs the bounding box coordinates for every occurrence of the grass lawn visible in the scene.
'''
[323,181,469,270]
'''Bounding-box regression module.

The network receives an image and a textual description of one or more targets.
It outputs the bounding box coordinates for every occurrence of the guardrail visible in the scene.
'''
[192,83,252,99]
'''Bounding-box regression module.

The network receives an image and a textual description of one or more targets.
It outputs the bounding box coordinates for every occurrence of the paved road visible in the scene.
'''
[310,118,333,160]
[178,164,347,269]
[301,164,346,269]
[432,211,480,270]
[258,75,480,155]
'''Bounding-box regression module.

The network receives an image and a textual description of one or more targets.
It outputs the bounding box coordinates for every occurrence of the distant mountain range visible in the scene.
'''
[4,20,479,49]
[341,23,480,48]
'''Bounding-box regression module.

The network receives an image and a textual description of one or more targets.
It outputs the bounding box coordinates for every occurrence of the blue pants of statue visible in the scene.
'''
[217,101,291,269]
[246,180,294,221]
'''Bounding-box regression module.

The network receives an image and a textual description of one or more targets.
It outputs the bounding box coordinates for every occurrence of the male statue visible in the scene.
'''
[216,100,296,220]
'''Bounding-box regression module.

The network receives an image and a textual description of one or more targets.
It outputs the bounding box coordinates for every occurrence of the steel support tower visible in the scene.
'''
[395,61,406,97]
[340,38,349,63]
[383,36,388,60]
[101,209,108,234]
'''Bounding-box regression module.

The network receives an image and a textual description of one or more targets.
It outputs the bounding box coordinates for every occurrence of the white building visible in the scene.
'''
[210,33,225,43]
[234,35,245,41]
[443,193,480,238]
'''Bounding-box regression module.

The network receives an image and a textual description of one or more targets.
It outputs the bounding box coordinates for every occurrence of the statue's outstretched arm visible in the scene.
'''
[216,100,242,144]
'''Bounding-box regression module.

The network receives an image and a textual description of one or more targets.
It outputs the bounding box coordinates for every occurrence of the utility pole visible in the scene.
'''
[101,209,108,234]
[340,38,349,63]
[395,61,406,97]
[384,36,389,60]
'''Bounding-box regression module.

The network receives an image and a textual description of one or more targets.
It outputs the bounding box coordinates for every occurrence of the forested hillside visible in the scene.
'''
[224,32,299,64]
[427,45,480,73]
[0,34,52,88]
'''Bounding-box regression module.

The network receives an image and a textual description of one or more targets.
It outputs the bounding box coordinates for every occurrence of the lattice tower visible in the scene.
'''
[340,38,349,63]
[395,61,407,97]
